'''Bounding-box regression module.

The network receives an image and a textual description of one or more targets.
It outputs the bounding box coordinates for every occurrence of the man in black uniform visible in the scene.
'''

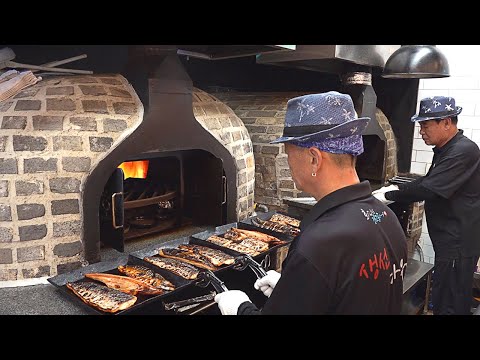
[214,91,408,315]
[374,96,480,315]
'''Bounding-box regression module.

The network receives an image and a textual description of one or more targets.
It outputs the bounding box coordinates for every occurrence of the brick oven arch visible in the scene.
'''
[0,54,256,280]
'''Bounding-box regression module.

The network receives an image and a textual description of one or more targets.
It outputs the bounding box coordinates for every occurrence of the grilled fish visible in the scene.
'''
[66,281,137,313]
[117,265,175,291]
[269,213,301,228]
[178,244,235,266]
[144,256,200,280]
[206,235,260,256]
[225,227,287,245]
[251,217,300,237]
[85,273,163,295]
[238,238,269,253]
[157,248,218,271]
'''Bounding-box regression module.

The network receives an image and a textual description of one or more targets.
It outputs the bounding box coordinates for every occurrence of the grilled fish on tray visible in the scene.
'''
[206,235,260,256]
[118,265,175,291]
[237,237,269,253]
[251,217,300,237]
[85,273,163,295]
[178,244,235,266]
[157,248,218,271]
[224,227,287,245]
[144,256,200,280]
[269,213,301,228]
[66,281,137,313]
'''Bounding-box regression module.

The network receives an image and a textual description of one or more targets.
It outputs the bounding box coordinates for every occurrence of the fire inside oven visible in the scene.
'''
[120,157,179,241]
[99,150,228,252]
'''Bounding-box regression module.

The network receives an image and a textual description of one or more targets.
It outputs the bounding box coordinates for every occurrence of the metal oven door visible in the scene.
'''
[100,168,125,252]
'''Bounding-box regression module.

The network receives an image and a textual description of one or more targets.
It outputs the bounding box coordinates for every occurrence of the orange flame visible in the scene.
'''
[118,160,149,179]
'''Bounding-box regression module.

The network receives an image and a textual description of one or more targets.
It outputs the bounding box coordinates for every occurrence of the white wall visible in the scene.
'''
[412,45,480,264]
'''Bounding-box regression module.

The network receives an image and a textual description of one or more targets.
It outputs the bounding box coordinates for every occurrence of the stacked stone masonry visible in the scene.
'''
[215,92,305,212]
[192,90,255,221]
[0,74,143,281]
[0,75,254,281]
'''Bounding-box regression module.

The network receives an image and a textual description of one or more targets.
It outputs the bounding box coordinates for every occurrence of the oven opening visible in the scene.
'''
[99,150,227,252]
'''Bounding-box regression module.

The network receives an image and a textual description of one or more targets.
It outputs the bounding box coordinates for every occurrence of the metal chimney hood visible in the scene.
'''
[256,45,400,73]
[175,45,295,60]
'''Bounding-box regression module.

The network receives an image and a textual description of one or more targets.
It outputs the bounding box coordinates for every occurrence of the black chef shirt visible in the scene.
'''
[420,130,480,260]
[238,181,407,315]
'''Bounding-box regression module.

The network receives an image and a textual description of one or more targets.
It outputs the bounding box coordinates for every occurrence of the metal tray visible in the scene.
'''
[240,210,301,242]
[48,253,192,315]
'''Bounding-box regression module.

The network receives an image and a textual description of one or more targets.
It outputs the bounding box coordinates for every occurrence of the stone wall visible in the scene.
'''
[0,74,143,280]
[191,90,255,221]
[215,92,305,211]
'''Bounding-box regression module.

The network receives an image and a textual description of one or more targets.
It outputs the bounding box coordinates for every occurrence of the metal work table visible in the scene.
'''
[402,259,434,314]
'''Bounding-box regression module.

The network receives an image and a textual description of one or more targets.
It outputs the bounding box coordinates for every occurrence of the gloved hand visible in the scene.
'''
[254,270,281,297]
[372,184,399,204]
[214,290,251,315]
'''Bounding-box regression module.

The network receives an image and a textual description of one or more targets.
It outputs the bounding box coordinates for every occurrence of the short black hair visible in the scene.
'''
[435,116,458,125]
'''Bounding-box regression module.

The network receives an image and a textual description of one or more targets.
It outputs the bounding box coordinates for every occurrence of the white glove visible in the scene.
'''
[214,290,251,315]
[372,184,398,205]
[254,270,281,297]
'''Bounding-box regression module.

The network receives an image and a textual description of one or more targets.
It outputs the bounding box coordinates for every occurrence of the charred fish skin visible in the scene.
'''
[178,244,235,266]
[251,217,300,237]
[225,227,286,246]
[158,248,218,271]
[206,235,231,247]
[206,235,260,256]
[238,238,269,253]
[269,213,301,228]
[66,281,137,313]
[117,265,175,291]
[144,256,200,280]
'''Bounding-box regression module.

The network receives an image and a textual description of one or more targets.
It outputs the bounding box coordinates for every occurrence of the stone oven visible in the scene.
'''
[0,53,255,281]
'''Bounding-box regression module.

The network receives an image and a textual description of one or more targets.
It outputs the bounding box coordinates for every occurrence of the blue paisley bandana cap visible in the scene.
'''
[271,91,370,156]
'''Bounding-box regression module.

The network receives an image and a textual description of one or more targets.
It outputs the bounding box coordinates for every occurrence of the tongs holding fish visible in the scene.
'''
[233,254,268,279]
[195,269,228,293]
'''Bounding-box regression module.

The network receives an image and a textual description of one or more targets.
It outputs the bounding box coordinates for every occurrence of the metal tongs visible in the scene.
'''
[163,291,217,312]
[163,270,228,314]
[195,269,229,293]
[233,254,268,279]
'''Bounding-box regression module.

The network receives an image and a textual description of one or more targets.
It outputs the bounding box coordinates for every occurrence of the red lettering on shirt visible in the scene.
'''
[359,263,369,278]
[383,248,390,269]
[359,247,391,281]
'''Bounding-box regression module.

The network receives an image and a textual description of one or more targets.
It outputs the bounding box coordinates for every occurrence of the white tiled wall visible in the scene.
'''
[412,45,480,264]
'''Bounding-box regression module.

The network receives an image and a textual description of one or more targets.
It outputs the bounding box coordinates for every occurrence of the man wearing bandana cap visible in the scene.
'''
[214,91,408,315]
[373,95,480,315]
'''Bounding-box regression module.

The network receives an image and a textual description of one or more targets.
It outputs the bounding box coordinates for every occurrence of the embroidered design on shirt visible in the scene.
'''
[361,209,387,224]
